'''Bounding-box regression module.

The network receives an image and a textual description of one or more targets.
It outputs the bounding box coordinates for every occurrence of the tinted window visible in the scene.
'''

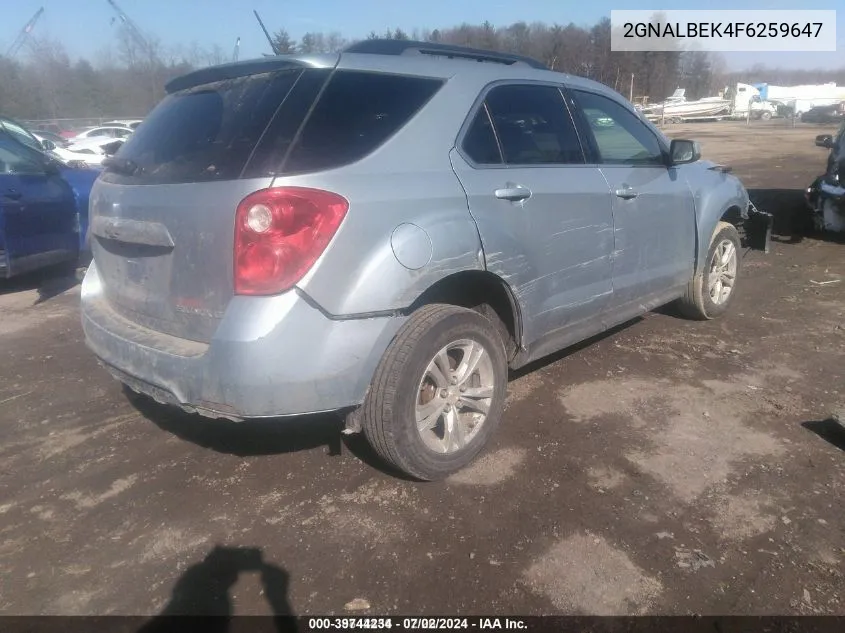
[104,69,304,184]
[241,69,330,178]
[0,118,43,153]
[0,143,44,175]
[484,84,584,165]
[283,71,443,173]
[572,90,664,165]
[462,105,502,165]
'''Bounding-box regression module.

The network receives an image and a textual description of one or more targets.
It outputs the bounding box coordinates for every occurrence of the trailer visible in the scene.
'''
[642,83,778,124]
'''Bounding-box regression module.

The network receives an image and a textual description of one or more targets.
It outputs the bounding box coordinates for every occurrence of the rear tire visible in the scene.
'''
[676,222,741,320]
[361,303,508,481]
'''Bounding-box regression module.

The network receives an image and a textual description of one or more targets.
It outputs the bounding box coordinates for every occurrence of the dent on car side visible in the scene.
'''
[680,161,751,272]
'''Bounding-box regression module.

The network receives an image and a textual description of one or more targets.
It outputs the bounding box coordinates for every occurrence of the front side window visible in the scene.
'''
[483,84,584,166]
[572,90,665,165]
[0,118,43,153]
[0,143,44,175]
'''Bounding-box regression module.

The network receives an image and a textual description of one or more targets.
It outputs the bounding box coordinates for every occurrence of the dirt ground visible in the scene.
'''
[1,120,844,617]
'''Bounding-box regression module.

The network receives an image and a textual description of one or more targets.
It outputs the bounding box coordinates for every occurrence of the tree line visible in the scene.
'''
[2,17,844,123]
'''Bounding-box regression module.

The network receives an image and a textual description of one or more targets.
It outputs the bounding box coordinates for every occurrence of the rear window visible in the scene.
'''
[102,68,443,185]
[101,69,307,185]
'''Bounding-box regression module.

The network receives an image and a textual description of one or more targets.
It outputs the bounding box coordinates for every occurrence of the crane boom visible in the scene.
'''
[5,7,44,58]
[106,0,155,61]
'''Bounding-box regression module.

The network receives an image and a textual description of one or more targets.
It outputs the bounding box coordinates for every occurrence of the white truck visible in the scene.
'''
[640,83,777,123]
[751,82,845,119]
[729,84,779,120]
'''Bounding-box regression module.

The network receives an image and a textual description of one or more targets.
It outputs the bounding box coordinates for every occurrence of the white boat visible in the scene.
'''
[641,89,732,121]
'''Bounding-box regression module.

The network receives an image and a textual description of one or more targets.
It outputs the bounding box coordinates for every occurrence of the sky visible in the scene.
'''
[2,0,843,71]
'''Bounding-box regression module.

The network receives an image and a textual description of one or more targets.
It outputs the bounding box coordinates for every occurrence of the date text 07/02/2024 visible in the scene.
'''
[306,618,528,630]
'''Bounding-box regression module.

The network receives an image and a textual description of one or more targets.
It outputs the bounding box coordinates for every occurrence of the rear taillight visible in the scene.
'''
[234,187,348,295]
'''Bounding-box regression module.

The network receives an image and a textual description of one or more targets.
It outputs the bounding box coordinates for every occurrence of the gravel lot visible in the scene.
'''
[1,120,843,617]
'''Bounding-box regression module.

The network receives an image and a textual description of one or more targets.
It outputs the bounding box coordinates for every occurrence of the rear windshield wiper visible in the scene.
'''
[102,156,141,176]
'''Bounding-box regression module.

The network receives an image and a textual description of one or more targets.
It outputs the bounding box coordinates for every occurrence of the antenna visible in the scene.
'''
[253,10,280,55]
[5,7,45,58]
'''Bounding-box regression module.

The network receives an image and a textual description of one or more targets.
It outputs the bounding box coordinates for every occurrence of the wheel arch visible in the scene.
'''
[405,270,523,362]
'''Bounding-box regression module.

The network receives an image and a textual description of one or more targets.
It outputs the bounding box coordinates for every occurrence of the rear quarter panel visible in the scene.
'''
[285,71,487,317]
[289,167,483,316]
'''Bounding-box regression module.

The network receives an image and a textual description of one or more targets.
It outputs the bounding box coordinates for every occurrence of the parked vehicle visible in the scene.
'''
[32,130,70,149]
[72,125,134,141]
[801,102,845,125]
[0,117,100,279]
[52,137,126,167]
[103,119,143,130]
[640,83,778,124]
[806,122,845,233]
[81,40,772,480]
[29,122,78,139]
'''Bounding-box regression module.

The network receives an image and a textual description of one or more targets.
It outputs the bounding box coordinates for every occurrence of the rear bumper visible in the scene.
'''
[80,262,406,420]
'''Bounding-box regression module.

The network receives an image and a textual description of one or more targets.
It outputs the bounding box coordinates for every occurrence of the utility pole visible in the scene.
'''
[233,37,241,62]
[5,7,44,59]
[630,73,634,102]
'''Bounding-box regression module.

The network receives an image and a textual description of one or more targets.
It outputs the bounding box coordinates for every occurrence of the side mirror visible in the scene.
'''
[669,139,701,165]
[43,158,61,175]
[815,134,834,149]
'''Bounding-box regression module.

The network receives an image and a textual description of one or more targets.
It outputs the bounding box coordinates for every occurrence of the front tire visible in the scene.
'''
[676,222,741,320]
[361,304,508,481]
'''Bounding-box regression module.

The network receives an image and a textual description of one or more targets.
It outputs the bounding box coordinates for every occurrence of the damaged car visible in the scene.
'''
[81,40,772,480]
[806,120,845,233]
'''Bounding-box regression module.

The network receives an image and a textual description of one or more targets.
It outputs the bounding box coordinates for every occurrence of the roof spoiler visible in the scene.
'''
[164,56,337,93]
[343,39,548,70]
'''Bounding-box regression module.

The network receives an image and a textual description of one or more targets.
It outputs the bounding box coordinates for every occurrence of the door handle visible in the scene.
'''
[615,186,638,200]
[495,185,532,202]
[3,189,22,200]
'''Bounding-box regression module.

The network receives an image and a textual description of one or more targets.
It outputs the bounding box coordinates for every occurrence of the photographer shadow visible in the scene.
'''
[137,545,297,633]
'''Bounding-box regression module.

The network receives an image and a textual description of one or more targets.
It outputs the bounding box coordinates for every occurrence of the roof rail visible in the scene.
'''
[343,39,548,70]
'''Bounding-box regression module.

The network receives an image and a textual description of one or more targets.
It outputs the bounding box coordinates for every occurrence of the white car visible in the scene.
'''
[51,136,125,166]
[103,119,143,130]
[73,125,134,141]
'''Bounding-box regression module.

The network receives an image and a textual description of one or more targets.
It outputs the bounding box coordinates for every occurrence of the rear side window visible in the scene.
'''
[103,69,305,185]
[484,84,585,165]
[282,71,443,173]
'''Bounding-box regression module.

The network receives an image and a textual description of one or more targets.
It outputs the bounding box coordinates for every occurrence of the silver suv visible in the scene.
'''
[81,40,771,480]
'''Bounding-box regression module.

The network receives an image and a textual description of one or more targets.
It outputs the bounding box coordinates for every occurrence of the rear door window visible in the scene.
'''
[483,84,585,165]
[462,105,503,165]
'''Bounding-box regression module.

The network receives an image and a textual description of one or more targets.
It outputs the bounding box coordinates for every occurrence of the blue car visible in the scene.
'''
[0,116,100,279]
